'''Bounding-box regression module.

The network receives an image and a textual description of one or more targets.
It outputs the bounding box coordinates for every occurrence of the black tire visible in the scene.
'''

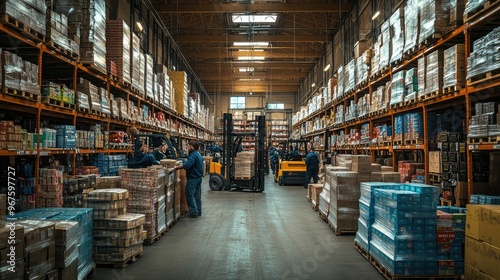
[209,174,225,191]
[278,177,283,186]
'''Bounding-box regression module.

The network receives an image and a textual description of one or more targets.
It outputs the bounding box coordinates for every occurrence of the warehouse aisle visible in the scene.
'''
[94,176,383,280]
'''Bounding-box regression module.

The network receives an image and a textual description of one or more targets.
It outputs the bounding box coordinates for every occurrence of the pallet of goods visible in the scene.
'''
[86,189,146,267]
[466,26,500,85]
[2,50,41,101]
[0,0,47,42]
[105,20,131,86]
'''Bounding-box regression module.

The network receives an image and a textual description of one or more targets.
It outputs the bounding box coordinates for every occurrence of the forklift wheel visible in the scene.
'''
[209,174,225,191]
[278,177,283,186]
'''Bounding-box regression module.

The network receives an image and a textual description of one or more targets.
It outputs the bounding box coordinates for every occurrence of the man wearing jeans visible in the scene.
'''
[174,141,204,218]
[304,146,319,189]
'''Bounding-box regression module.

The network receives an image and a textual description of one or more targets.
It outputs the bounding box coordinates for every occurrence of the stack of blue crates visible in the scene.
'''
[8,207,94,279]
[92,153,128,176]
[54,125,76,149]
[436,206,466,275]
[469,194,500,205]
[358,183,440,276]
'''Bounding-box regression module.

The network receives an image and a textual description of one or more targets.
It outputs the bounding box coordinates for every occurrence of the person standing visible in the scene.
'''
[174,141,204,218]
[304,146,320,189]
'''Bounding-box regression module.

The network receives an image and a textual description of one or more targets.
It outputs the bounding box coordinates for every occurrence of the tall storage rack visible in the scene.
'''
[292,3,500,201]
[0,4,213,208]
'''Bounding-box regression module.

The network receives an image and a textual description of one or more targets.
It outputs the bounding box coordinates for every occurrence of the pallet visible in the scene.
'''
[419,34,442,48]
[234,176,252,180]
[429,173,442,184]
[442,85,463,94]
[370,255,462,280]
[95,251,143,269]
[404,139,424,145]
[390,102,404,110]
[2,87,40,102]
[419,90,441,101]
[319,211,328,223]
[468,135,500,144]
[80,61,107,76]
[328,221,356,236]
[467,69,500,86]
[440,198,454,206]
[403,98,417,106]
[118,80,131,88]
[42,97,75,110]
[354,241,370,261]
[77,106,90,114]
[130,86,141,95]
[464,0,500,22]
[402,46,419,59]
[45,41,79,61]
[0,14,45,42]
[379,141,392,147]
[392,140,403,146]
[143,228,167,246]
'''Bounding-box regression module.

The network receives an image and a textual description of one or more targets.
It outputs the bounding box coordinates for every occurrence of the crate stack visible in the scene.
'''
[0,121,23,150]
[95,176,121,189]
[54,221,79,280]
[404,112,424,144]
[379,21,391,70]
[443,44,465,90]
[10,208,95,280]
[404,68,418,101]
[0,223,24,279]
[2,50,40,95]
[86,189,146,265]
[394,115,404,143]
[466,26,500,80]
[145,54,154,101]
[105,20,131,85]
[130,33,144,95]
[436,207,466,276]
[46,2,80,57]
[38,168,63,207]
[424,50,444,96]
[54,125,76,149]
[465,204,500,280]
[390,71,405,105]
[92,153,127,176]
[369,185,440,276]
[419,0,450,44]
[120,168,166,239]
[157,65,172,109]
[1,0,47,37]
[168,70,189,116]
[403,0,419,55]
[468,102,500,141]
[389,8,404,64]
[438,132,467,203]
[234,151,255,178]
[77,0,107,74]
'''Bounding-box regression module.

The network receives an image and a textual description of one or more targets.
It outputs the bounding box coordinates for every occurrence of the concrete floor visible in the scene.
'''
[94,175,384,280]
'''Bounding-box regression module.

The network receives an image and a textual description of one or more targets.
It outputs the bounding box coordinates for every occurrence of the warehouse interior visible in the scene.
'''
[1,0,500,279]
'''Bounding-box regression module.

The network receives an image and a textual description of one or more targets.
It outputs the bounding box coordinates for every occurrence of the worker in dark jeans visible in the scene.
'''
[304,146,319,189]
[174,141,204,218]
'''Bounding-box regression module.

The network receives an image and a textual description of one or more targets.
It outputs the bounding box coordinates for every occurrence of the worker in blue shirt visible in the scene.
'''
[304,146,320,188]
[132,141,160,167]
[288,145,299,158]
[174,141,204,218]
[269,146,277,174]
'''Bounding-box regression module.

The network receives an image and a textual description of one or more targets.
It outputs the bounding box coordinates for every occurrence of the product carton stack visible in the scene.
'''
[389,8,405,64]
[0,222,24,280]
[465,204,500,280]
[467,26,500,80]
[120,168,166,239]
[1,0,47,37]
[419,0,450,44]
[78,0,107,74]
[435,207,466,276]
[2,50,40,95]
[175,162,189,216]
[234,151,255,178]
[54,221,79,280]
[165,169,176,226]
[95,176,121,189]
[168,70,189,116]
[390,71,405,105]
[145,54,154,101]
[157,65,172,109]
[105,20,131,85]
[9,207,95,280]
[424,50,444,96]
[403,0,419,55]
[443,44,465,89]
[130,33,144,95]
[38,168,64,207]
[46,2,80,57]
[87,189,146,264]
[320,166,347,217]
[309,183,323,211]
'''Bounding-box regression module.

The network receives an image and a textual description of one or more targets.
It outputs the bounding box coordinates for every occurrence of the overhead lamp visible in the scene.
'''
[238,49,264,52]
[238,78,261,81]
[237,56,265,61]
[311,82,317,88]
[249,92,253,95]
[372,11,380,21]
[234,42,269,47]
[232,14,277,23]
[323,64,331,72]
[239,67,254,72]
[135,21,143,32]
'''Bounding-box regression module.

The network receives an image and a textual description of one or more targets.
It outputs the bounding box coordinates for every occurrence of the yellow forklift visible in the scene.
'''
[274,139,310,185]
[209,113,266,192]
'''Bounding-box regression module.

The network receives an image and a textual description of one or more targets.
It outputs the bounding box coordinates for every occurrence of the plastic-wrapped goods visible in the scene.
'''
[469,194,500,205]
[78,0,107,74]
[328,171,363,233]
[464,0,488,19]
[418,57,426,96]
[336,66,344,99]
[38,168,64,207]
[54,125,76,149]
[449,0,465,24]
[394,115,404,142]
[106,20,131,84]
[404,112,424,142]
[92,153,127,176]
[419,0,450,44]
[380,21,392,69]
[358,95,370,118]
[356,53,370,87]
[2,0,46,36]
[403,0,420,54]
[425,50,444,95]
[318,180,330,216]
[157,65,171,108]
[444,44,465,88]
[3,51,40,94]
[390,71,405,105]
[145,54,154,101]
[390,8,405,64]
[345,59,357,93]
[130,33,141,92]
[467,26,500,80]
[371,35,382,75]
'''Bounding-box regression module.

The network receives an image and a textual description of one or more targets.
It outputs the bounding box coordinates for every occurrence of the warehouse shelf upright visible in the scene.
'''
[292,5,500,201]
[0,20,213,207]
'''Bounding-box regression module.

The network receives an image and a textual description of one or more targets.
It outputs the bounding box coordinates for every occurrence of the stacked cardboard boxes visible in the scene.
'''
[419,0,450,44]
[168,70,189,116]
[467,26,500,80]
[436,207,466,276]
[87,189,146,264]
[424,50,444,95]
[234,151,255,178]
[389,8,405,64]
[78,0,107,74]
[105,20,131,84]
[0,223,25,280]
[38,168,64,207]
[403,0,419,54]
[54,221,79,280]
[465,204,500,280]
[443,44,465,89]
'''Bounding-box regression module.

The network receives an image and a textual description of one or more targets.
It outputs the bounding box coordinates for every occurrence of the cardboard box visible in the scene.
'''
[429,151,442,173]
[454,182,468,201]
[466,237,500,280]
[310,184,324,206]
[465,263,497,280]
[0,225,24,249]
[478,205,500,248]
[0,242,23,265]
[437,210,453,231]
[0,260,24,280]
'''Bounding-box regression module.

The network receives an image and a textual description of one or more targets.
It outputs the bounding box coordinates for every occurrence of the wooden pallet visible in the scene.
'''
[370,255,462,280]
[2,87,40,102]
[319,211,328,223]
[42,97,76,110]
[404,139,424,145]
[80,61,107,76]
[143,228,167,246]
[442,85,463,94]
[402,46,419,59]
[45,41,79,61]
[429,173,442,183]
[420,90,441,101]
[328,221,356,236]
[234,176,252,180]
[392,140,403,146]
[95,251,143,269]
[390,102,404,110]
[468,135,500,144]
[354,241,370,261]
[419,33,442,48]
[403,98,417,106]
[464,0,500,22]
[118,80,131,88]
[77,106,90,114]
[0,14,45,42]
[467,69,500,86]
[379,141,392,147]
[440,198,454,206]
[108,74,118,83]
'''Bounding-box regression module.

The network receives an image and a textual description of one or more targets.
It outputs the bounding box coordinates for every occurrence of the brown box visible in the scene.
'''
[310,184,324,206]
[370,172,383,182]
[454,182,468,201]
[354,40,368,58]
[0,260,24,280]
[465,237,500,280]
[465,263,497,280]
[478,205,500,249]
[382,172,401,183]
[371,163,381,172]
[58,258,77,280]
[429,151,442,173]
[0,225,24,249]
[0,242,23,265]
[46,269,59,280]
[0,194,6,217]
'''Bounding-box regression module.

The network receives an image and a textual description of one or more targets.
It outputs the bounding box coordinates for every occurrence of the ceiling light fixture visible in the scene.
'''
[232,14,277,23]
[135,21,143,32]
[238,78,261,81]
[237,56,265,61]
[323,64,331,72]
[234,42,269,47]
[239,67,254,72]
[311,82,317,88]
[372,11,381,21]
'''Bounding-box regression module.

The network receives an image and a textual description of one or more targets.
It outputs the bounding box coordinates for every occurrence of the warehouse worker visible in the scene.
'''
[288,145,299,158]
[269,146,278,174]
[174,141,204,218]
[153,142,168,161]
[304,146,320,189]
[132,141,160,167]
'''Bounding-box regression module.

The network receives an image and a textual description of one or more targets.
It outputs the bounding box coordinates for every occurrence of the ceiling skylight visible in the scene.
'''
[232,14,277,23]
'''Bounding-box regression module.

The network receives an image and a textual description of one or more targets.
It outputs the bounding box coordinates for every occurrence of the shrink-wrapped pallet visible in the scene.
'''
[105,20,131,84]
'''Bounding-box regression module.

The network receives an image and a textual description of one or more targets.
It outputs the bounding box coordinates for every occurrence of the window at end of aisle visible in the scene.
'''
[230,96,246,109]
[267,103,285,110]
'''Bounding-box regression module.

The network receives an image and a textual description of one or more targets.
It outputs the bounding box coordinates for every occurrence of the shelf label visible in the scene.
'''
[393,146,396,149]
[415,145,420,149]
[406,145,410,149]
[40,151,49,156]
[469,145,475,149]
[17,150,24,155]
[494,144,500,149]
